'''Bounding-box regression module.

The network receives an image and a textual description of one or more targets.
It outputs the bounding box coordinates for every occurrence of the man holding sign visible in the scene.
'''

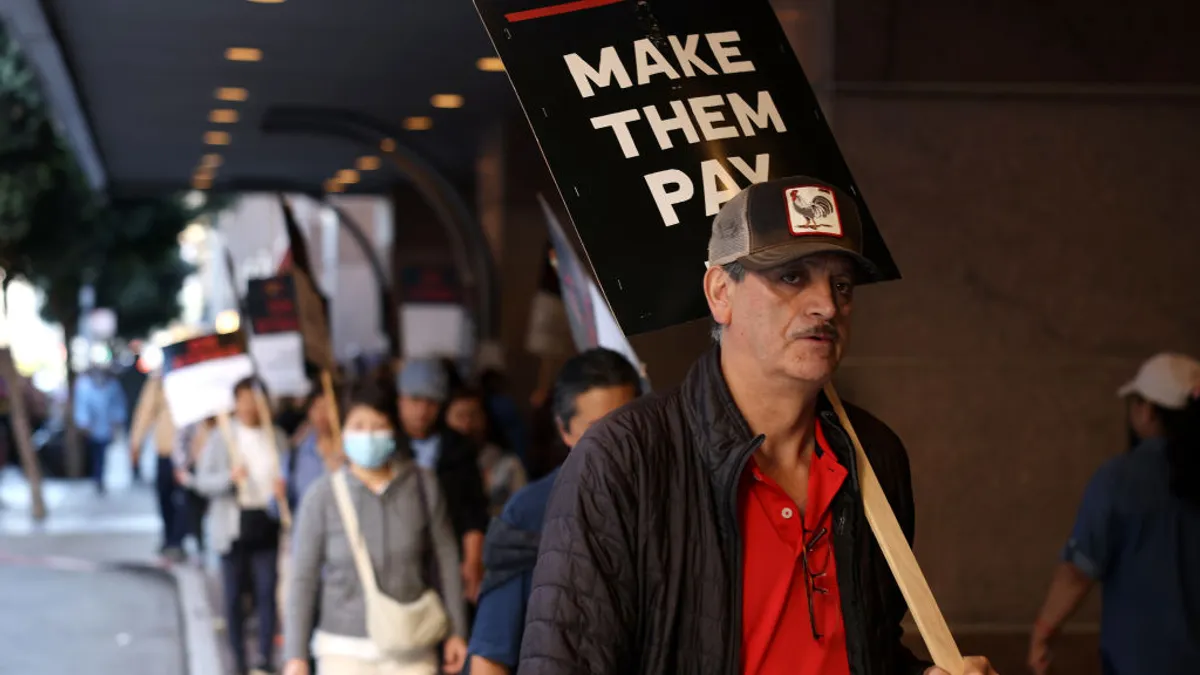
[519,178,997,675]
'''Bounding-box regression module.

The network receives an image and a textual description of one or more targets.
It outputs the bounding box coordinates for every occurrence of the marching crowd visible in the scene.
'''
[115,178,1197,675]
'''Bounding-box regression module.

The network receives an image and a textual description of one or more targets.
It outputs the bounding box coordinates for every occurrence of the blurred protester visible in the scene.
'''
[282,375,469,675]
[174,417,216,555]
[480,369,529,468]
[275,396,309,439]
[185,377,289,675]
[444,387,526,518]
[128,372,185,560]
[72,365,129,494]
[276,383,345,619]
[523,396,563,483]
[397,359,490,602]
[1030,352,1200,675]
[468,348,641,675]
[438,357,467,394]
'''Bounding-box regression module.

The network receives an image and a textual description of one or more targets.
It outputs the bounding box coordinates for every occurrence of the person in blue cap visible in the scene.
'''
[397,358,490,601]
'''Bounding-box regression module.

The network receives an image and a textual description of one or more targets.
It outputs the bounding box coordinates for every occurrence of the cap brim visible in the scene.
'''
[1117,380,1138,399]
[739,241,883,282]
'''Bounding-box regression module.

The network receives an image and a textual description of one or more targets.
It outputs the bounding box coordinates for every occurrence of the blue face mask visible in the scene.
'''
[343,432,396,469]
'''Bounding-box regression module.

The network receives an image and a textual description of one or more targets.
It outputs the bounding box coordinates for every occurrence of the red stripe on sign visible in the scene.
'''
[505,0,623,22]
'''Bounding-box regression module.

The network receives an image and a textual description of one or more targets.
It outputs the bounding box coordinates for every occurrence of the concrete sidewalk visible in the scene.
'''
[0,444,225,675]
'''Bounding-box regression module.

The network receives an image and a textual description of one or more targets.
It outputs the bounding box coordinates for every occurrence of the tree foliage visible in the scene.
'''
[1,22,226,340]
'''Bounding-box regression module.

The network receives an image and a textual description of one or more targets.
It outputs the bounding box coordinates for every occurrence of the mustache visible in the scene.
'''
[790,323,840,341]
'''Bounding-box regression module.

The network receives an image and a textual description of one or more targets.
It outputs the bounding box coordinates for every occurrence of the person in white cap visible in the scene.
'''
[1029,352,1200,675]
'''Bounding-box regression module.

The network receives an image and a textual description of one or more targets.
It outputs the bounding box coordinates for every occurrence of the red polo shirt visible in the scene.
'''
[740,421,850,675]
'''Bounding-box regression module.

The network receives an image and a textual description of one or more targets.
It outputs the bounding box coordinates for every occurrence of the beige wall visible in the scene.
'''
[817,93,1199,627]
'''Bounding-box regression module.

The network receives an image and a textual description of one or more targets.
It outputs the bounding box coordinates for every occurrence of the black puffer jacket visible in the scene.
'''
[519,347,930,675]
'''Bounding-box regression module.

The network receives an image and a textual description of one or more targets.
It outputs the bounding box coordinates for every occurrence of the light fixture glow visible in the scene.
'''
[356,156,381,171]
[248,0,286,3]
[380,138,396,152]
[336,169,360,185]
[325,179,344,194]
[403,116,433,131]
[476,57,505,72]
[205,131,231,145]
[201,153,223,168]
[215,87,249,102]
[225,47,263,62]
[430,94,464,109]
[209,109,239,124]
[194,167,215,181]
[193,176,213,190]
[215,310,241,335]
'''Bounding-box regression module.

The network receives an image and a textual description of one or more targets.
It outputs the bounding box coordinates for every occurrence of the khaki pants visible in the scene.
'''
[277,529,292,618]
[317,653,437,675]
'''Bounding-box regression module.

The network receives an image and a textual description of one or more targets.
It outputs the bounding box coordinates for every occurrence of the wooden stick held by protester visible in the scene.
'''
[252,388,291,529]
[321,370,342,453]
[823,383,965,674]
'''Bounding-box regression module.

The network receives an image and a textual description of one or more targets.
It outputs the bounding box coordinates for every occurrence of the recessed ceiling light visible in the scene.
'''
[225,47,263,62]
[380,138,396,152]
[209,109,239,124]
[430,94,464,109]
[201,153,223,168]
[193,176,213,190]
[356,156,381,171]
[194,167,215,181]
[325,179,344,194]
[476,57,505,72]
[205,131,231,145]
[336,169,360,185]
[215,87,249,102]
[403,116,433,131]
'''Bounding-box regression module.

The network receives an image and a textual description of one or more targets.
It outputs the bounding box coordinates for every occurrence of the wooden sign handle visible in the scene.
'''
[823,383,965,674]
[215,410,243,498]
[252,388,292,529]
[321,370,343,453]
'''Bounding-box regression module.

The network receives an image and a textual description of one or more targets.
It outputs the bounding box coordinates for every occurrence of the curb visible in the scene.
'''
[169,563,225,675]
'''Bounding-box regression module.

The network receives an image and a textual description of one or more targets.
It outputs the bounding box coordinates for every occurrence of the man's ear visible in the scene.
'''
[555,416,574,448]
[704,265,734,329]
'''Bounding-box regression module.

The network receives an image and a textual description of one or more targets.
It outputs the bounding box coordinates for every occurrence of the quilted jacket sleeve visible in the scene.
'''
[518,427,639,675]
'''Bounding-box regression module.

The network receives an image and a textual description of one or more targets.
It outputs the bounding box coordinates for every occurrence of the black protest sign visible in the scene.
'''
[160,331,249,376]
[473,0,899,335]
[245,275,301,335]
[160,331,256,427]
[399,266,462,305]
[245,275,311,397]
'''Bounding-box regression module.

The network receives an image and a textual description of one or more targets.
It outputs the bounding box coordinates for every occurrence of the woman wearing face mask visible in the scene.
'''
[282,376,469,675]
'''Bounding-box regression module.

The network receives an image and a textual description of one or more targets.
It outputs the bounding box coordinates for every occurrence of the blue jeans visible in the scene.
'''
[220,541,279,673]
[87,437,110,491]
[155,456,187,550]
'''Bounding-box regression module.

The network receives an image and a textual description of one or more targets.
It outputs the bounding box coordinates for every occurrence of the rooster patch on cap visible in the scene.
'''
[785,186,842,236]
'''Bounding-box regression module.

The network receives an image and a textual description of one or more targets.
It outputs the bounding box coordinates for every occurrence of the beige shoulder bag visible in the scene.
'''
[330,470,450,656]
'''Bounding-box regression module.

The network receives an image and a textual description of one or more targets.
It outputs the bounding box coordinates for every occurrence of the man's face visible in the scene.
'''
[234,388,261,427]
[705,252,856,385]
[445,397,486,442]
[1126,396,1158,441]
[557,384,638,448]
[398,395,441,440]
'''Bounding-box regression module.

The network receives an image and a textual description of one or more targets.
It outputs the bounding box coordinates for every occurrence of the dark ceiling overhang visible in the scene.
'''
[8,0,1198,201]
[15,0,519,198]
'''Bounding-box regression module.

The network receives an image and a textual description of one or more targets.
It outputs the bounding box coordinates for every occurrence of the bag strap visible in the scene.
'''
[330,471,380,593]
